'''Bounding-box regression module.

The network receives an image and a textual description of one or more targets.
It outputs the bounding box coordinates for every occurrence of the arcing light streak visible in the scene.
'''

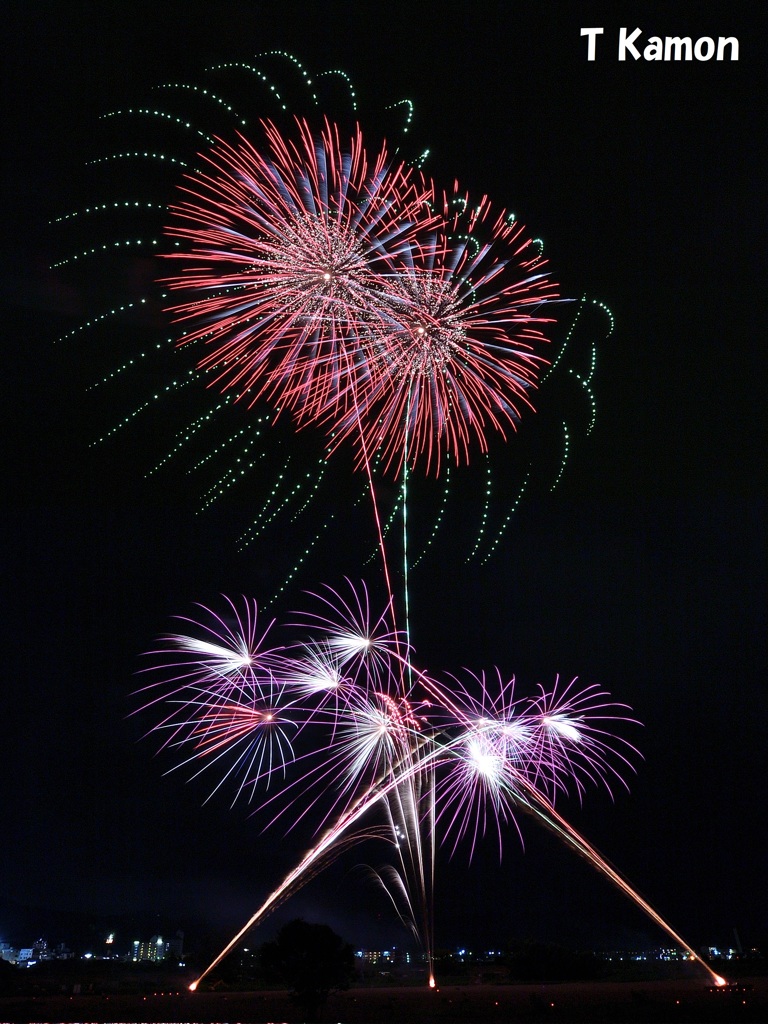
[188,734,443,991]
[510,776,727,988]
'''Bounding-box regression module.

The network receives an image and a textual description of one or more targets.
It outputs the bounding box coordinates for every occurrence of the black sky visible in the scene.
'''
[2,0,765,961]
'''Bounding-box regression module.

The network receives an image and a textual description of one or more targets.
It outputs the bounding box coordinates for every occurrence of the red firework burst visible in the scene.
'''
[162,117,437,423]
[326,188,559,474]
[163,122,558,475]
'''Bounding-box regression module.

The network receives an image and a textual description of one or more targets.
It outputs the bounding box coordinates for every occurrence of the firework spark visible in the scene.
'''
[164,124,559,477]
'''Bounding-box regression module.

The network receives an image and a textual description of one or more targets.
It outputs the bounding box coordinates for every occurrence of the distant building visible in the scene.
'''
[355,947,414,968]
[132,935,166,962]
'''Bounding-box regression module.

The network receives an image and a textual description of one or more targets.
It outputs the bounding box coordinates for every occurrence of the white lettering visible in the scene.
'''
[694,37,715,61]
[664,37,693,61]
[717,37,739,60]
[618,26,643,60]
[590,28,739,62]
[580,27,604,61]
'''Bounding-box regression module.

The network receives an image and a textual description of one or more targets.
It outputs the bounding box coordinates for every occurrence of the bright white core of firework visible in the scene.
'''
[543,715,582,742]
[172,636,253,672]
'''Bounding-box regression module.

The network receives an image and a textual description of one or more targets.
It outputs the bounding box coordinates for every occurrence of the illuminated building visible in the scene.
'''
[131,935,166,962]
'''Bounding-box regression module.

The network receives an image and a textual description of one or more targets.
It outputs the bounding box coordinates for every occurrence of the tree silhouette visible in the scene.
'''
[260,918,356,1020]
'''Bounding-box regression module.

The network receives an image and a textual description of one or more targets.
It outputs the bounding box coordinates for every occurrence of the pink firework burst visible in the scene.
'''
[328,188,559,474]
[430,669,641,859]
[162,117,437,423]
[135,585,639,844]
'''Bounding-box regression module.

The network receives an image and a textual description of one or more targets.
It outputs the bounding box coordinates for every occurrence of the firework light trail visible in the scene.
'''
[510,780,727,988]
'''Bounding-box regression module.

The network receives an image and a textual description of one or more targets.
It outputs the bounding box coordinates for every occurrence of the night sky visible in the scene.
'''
[2,1,765,962]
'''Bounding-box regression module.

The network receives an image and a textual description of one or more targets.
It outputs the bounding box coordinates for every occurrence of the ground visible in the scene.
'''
[1,976,766,1022]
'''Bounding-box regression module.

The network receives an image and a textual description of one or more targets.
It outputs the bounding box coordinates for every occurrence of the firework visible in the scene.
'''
[136,583,725,992]
[163,117,438,425]
[328,188,558,475]
[164,122,559,477]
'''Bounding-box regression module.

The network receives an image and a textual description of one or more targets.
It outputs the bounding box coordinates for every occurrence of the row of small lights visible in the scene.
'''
[568,370,597,433]
[55,298,147,343]
[411,463,451,568]
[267,477,369,603]
[467,454,493,561]
[197,420,270,512]
[550,421,571,492]
[89,369,196,446]
[52,200,162,225]
[145,396,234,477]
[237,459,328,548]
[480,470,530,565]
[100,107,213,144]
[51,236,174,270]
[155,81,247,126]
[85,150,186,168]
[268,510,337,603]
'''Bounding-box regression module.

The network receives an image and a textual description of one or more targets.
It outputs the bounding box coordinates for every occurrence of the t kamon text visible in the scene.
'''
[581,27,739,62]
